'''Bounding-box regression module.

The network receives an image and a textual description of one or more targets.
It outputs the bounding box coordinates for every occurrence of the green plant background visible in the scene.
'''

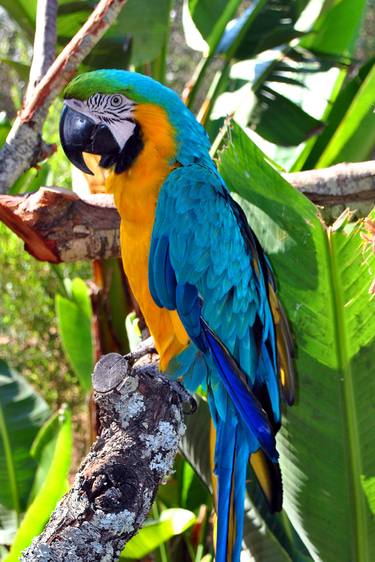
[0,0,374,561]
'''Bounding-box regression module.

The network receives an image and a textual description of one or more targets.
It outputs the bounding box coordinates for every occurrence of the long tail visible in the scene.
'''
[214,419,250,562]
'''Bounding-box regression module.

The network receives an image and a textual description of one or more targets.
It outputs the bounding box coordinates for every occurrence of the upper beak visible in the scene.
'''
[59,104,120,175]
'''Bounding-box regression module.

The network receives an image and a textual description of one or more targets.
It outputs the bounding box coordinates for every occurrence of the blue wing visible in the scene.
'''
[150,164,284,431]
[149,164,293,561]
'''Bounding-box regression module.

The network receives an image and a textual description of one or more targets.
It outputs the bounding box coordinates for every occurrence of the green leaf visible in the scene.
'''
[116,0,171,67]
[4,408,72,562]
[219,0,309,60]
[56,277,93,392]
[187,0,235,47]
[0,58,30,81]
[189,0,242,53]
[82,35,132,71]
[0,113,11,148]
[57,1,132,70]
[121,508,196,559]
[0,361,50,546]
[102,258,131,354]
[56,0,91,41]
[293,58,375,170]
[0,0,36,41]
[316,61,375,167]
[179,459,209,511]
[218,122,375,561]
[212,82,323,146]
[301,0,367,56]
[9,163,50,195]
[253,86,323,146]
[28,409,69,501]
[125,312,142,353]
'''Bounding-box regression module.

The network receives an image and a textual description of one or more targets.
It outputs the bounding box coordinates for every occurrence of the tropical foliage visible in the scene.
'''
[0,1,374,561]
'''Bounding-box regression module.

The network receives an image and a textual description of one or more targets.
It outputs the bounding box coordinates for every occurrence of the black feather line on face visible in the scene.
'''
[98,121,144,174]
[115,122,144,174]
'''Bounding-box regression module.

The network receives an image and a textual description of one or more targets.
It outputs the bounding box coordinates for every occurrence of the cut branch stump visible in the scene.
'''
[21,347,192,562]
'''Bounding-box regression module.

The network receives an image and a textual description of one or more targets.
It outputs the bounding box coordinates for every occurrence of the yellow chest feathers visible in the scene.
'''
[107,102,177,225]
[104,103,189,369]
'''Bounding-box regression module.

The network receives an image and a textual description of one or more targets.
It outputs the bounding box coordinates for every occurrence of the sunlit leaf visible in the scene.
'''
[56,277,93,392]
[0,113,11,147]
[221,0,309,60]
[187,0,242,54]
[316,61,375,167]
[121,508,196,559]
[125,312,142,353]
[301,0,367,56]
[253,86,323,145]
[292,58,375,170]
[212,81,323,146]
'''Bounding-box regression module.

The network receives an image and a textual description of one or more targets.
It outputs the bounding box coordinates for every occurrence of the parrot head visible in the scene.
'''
[60,69,210,175]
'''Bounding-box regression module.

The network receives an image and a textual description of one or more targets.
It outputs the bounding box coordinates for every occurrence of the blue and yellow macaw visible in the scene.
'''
[59,70,295,562]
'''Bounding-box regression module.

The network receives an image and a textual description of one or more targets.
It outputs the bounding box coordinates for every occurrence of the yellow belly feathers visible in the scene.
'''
[106,103,189,369]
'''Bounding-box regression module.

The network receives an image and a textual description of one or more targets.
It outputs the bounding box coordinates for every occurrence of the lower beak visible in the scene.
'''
[59,105,120,175]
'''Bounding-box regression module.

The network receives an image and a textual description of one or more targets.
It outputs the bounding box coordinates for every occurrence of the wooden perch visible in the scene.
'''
[22,347,192,562]
[283,160,375,205]
[0,187,120,263]
[0,161,374,263]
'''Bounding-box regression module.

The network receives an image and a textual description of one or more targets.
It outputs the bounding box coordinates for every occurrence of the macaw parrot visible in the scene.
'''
[59,70,295,562]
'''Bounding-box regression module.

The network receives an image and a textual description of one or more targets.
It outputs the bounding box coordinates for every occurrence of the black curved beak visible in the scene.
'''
[59,105,120,175]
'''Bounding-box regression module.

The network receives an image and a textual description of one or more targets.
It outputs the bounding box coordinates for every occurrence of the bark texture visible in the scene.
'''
[283,160,375,205]
[21,348,191,562]
[0,187,120,263]
[25,0,58,104]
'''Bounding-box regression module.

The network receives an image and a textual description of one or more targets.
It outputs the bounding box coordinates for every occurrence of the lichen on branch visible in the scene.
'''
[21,349,191,562]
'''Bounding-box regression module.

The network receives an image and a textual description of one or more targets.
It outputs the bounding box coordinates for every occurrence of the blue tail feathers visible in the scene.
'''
[201,318,278,463]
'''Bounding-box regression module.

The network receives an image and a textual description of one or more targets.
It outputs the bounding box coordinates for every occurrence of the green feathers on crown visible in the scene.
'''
[64,70,177,105]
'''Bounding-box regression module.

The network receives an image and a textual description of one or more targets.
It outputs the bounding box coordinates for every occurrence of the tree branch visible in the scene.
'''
[283,160,375,205]
[21,348,191,562]
[0,187,120,263]
[0,161,374,263]
[0,0,127,194]
[25,0,58,105]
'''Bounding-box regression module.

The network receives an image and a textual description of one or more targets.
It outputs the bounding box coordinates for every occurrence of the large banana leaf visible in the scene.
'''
[0,361,50,546]
[215,122,375,561]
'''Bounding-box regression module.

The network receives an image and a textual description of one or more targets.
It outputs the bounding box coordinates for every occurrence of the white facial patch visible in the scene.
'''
[64,94,136,151]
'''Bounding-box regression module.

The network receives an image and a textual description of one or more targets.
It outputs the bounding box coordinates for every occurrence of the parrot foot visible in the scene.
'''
[170,380,197,415]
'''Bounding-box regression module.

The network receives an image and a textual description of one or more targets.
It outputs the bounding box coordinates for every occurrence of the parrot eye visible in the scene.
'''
[110,95,123,107]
